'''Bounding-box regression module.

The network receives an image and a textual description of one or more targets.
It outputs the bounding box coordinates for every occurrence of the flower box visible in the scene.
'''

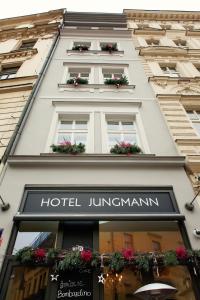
[104,75,129,88]
[110,142,142,155]
[72,45,89,51]
[66,77,88,86]
[51,142,85,155]
[101,43,118,53]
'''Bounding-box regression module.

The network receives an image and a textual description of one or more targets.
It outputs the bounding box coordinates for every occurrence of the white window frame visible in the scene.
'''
[160,65,180,77]
[72,41,91,50]
[99,41,120,51]
[101,67,128,84]
[61,66,93,84]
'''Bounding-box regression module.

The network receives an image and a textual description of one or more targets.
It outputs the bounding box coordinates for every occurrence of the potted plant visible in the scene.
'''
[101,43,118,53]
[72,44,89,51]
[51,141,85,154]
[110,142,142,155]
[104,75,129,88]
[67,77,88,86]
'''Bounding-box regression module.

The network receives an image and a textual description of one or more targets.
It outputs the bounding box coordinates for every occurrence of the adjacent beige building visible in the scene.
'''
[0,9,63,164]
[124,9,200,193]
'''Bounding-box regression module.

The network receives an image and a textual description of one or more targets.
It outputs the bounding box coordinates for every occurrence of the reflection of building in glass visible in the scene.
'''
[31,232,56,249]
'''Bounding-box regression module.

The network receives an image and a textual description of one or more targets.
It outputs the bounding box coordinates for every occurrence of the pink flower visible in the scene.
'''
[80,249,92,262]
[60,141,71,146]
[34,248,46,259]
[122,248,134,260]
[176,246,187,259]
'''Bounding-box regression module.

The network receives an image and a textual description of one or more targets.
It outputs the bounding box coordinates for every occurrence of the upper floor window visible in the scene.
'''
[146,39,160,46]
[56,119,88,146]
[160,24,171,30]
[174,39,187,47]
[106,118,137,149]
[19,40,36,50]
[0,65,20,80]
[160,65,180,77]
[137,23,149,29]
[102,68,124,81]
[187,111,200,136]
[100,42,118,52]
[72,41,91,51]
[68,68,90,83]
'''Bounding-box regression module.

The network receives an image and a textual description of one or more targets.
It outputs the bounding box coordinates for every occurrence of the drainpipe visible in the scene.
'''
[1,16,64,164]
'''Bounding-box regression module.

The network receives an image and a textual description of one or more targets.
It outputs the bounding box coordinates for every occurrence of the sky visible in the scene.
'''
[0,0,200,20]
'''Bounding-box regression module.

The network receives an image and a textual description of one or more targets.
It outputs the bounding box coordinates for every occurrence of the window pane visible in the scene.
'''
[107,121,119,130]
[113,73,123,78]
[121,121,135,130]
[193,122,200,135]
[75,121,87,129]
[103,73,112,79]
[59,121,73,130]
[80,73,89,78]
[70,73,78,78]
[13,221,58,253]
[5,266,49,300]
[123,133,137,143]
[108,133,120,146]
[0,74,8,80]
[74,133,87,144]
[57,133,71,144]
[187,111,198,120]
[8,73,16,79]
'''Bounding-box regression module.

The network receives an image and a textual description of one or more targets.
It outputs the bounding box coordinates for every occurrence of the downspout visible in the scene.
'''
[1,18,64,164]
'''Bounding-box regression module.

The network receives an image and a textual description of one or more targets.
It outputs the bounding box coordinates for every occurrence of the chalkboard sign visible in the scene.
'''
[57,269,93,299]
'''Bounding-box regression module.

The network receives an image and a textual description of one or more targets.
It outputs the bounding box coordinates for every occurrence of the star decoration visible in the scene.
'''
[50,274,59,281]
[98,274,105,284]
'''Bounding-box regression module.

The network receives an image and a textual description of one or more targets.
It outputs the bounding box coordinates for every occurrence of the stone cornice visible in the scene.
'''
[124,9,200,22]
[133,28,166,35]
[0,48,38,61]
[7,154,185,167]
[0,75,37,93]
[139,46,187,56]
[149,76,200,84]
[186,156,200,173]
[176,139,200,145]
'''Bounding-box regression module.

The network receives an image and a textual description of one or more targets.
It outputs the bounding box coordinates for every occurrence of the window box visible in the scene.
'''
[104,75,129,88]
[110,142,142,155]
[51,142,85,155]
[101,43,118,53]
[66,77,88,86]
[72,45,90,51]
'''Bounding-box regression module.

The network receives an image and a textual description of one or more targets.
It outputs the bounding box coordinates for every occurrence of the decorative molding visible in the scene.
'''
[139,46,187,57]
[0,48,37,61]
[133,28,166,35]
[0,75,37,93]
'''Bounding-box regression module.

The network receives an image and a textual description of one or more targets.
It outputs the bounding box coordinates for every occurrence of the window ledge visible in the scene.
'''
[8,154,185,168]
[66,49,124,56]
[58,83,135,92]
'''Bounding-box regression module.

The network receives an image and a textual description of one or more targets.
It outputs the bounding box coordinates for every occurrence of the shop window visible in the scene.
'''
[187,110,200,136]
[106,117,138,150]
[68,67,90,83]
[99,221,195,300]
[0,65,20,80]
[173,39,187,47]
[13,221,58,253]
[55,118,89,149]
[146,39,160,46]
[160,65,180,77]
[19,40,37,50]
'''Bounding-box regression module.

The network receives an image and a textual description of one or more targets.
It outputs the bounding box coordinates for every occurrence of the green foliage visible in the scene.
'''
[164,251,178,266]
[135,255,150,272]
[110,142,142,155]
[51,142,85,154]
[15,247,33,264]
[67,77,88,85]
[47,248,59,261]
[91,251,99,268]
[72,45,89,51]
[58,251,82,271]
[104,75,129,86]
[109,252,125,273]
[101,43,118,52]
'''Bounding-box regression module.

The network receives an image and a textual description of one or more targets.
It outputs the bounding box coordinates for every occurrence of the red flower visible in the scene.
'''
[176,246,187,260]
[122,248,134,260]
[80,249,92,262]
[34,248,46,259]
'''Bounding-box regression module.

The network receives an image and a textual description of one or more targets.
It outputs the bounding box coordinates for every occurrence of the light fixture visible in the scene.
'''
[0,195,10,211]
[185,190,200,211]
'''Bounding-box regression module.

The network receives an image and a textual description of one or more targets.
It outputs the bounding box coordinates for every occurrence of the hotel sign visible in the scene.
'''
[22,189,178,214]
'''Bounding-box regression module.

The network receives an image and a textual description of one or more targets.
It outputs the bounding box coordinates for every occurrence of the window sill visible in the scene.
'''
[66,50,124,56]
[58,83,135,92]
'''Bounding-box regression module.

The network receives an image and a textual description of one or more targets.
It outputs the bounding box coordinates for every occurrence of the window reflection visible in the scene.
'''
[13,221,58,253]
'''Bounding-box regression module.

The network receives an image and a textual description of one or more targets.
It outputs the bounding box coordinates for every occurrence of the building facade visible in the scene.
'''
[0,11,200,300]
[0,9,64,167]
[124,9,200,197]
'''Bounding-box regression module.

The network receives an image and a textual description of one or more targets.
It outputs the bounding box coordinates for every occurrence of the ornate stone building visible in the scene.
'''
[0,9,64,167]
[124,9,200,194]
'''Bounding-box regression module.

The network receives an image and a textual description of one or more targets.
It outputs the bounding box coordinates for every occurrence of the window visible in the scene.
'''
[102,68,124,81]
[160,24,171,30]
[160,65,180,77]
[106,118,137,149]
[19,40,36,49]
[0,66,20,80]
[55,118,88,146]
[174,39,187,47]
[137,23,149,29]
[187,110,200,136]
[146,39,160,46]
[68,68,90,82]
[73,41,91,49]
